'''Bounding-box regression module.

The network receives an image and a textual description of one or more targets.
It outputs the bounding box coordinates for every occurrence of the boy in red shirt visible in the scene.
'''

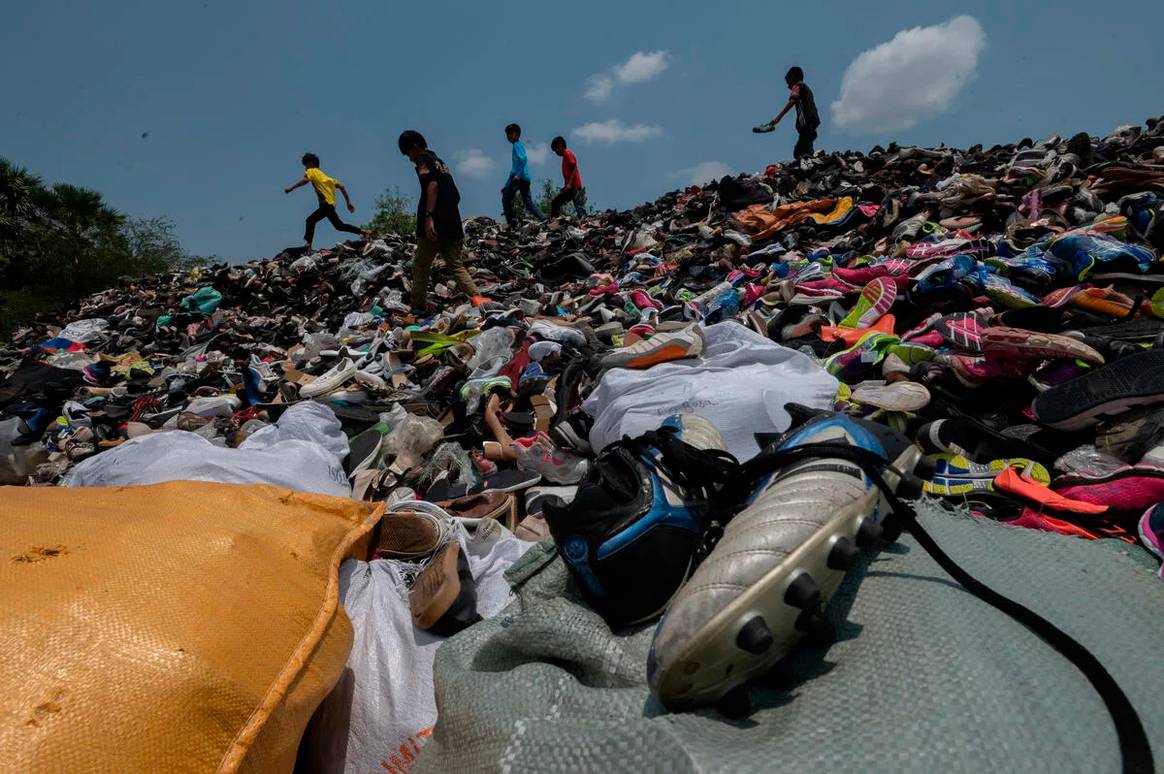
[549,136,586,218]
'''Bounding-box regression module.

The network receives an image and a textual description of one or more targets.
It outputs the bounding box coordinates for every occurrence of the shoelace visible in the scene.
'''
[604,427,739,505]
[737,441,1153,774]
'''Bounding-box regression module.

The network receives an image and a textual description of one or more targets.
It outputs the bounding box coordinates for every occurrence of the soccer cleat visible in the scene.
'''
[599,324,705,370]
[647,411,924,711]
[544,414,735,629]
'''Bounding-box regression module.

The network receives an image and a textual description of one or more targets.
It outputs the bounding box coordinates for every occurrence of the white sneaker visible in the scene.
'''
[852,380,931,412]
[600,324,704,370]
[300,357,357,398]
[529,319,587,347]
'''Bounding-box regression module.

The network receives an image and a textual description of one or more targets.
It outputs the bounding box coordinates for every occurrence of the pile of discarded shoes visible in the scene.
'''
[4,118,1164,660]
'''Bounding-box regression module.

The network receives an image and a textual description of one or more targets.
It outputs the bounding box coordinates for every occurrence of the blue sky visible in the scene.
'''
[4,0,1162,261]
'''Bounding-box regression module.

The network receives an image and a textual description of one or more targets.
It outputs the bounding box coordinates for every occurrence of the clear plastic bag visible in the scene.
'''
[467,328,515,370]
[1054,445,1127,478]
[418,442,481,491]
[380,404,444,469]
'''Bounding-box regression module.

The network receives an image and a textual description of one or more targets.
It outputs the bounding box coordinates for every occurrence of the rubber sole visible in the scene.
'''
[607,339,700,369]
[378,513,442,559]
[410,542,461,629]
[979,327,1105,364]
[922,454,1049,497]
[852,381,931,412]
[1033,350,1164,430]
[652,444,921,710]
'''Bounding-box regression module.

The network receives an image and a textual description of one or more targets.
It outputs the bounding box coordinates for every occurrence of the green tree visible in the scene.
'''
[0,160,42,276]
[366,186,416,237]
[508,177,558,221]
[536,178,556,214]
[0,158,213,336]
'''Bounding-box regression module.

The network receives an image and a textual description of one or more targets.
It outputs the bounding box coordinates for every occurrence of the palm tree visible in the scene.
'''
[37,183,124,248]
[0,158,43,264]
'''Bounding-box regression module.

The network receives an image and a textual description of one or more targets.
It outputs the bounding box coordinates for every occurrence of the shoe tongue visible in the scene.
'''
[590,447,643,503]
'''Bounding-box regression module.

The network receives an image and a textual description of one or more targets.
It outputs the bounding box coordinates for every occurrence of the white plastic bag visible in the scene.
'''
[299,524,531,773]
[62,401,351,496]
[0,418,48,485]
[240,400,349,461]
[584,322,838,461]
[59,318,109,343]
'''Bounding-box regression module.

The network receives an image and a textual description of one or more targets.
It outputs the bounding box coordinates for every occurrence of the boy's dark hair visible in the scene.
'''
[397,130,427,153]
[551,135,567,149]
[785,66,804,85]
[301,152,320,167]
[505,123,521,137]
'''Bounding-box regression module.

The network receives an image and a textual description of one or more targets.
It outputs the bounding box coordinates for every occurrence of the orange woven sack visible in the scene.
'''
[0,481,383,773]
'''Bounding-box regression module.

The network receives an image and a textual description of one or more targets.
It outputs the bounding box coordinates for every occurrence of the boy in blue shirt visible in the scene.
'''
[501,123,545,225]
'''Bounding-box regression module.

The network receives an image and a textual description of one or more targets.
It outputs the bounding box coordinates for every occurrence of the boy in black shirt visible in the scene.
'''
[754,66,821,159]
[397,130,490,314]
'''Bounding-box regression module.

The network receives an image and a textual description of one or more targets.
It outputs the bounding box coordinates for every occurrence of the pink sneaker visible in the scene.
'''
[1055,466,1164,515]
[628,289,663,310]
[513,432,589,484]
[980,327,1105,365]
[832,258,911,287]
[1138,503,1164,579]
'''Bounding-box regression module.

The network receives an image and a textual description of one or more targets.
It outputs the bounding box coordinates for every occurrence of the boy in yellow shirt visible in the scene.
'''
[284,153,370,251]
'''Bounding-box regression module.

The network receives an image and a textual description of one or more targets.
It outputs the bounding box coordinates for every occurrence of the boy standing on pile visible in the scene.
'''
[549,136,586,218]
[284,153,369,251]
[501,123,546,225]
[754,66,821,159]
[398,130,490,315]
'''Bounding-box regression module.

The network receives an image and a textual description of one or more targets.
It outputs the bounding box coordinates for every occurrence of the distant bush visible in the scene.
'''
[366,186,416,237]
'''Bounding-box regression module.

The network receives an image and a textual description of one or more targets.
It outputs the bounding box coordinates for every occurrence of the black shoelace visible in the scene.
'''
[606,427,739,505]
[737,441,1153,774]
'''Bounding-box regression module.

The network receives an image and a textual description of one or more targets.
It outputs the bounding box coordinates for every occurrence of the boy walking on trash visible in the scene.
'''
[549,136,586,218]
[284,153,370,251]
[501,123,546,225]
[753,66,821,159]
[398,130,491,315]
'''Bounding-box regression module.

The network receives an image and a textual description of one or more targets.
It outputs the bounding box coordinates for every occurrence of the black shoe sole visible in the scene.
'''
[1033,350,1164,430]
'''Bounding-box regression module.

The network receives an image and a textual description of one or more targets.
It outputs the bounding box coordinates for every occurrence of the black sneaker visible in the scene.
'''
[544,415,736,629]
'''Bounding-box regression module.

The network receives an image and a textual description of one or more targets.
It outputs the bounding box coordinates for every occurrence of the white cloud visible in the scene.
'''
[526,142,550,165]
[583,50,670,102]
[584,75,614,103]
[831,15,986,134]
[572,120,663,144]
[613,50,670,84]
[674,161,733,185]
[453,148,496,179]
